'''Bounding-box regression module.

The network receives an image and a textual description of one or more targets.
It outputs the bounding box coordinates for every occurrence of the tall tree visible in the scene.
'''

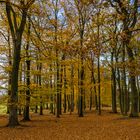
[109,0,139,117]
[0,0,35,127]
[23,17,31,121]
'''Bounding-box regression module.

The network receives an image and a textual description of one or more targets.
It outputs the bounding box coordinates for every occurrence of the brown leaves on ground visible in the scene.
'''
[0,110,140,140]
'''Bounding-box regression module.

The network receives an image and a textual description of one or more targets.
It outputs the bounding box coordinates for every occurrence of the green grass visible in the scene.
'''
[0,104,7,114]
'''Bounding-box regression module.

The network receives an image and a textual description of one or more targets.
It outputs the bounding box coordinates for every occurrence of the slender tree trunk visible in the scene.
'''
[97,12,101,115]
[64,63,67,113]
[23,19,31,121]
[34,74,38,113]
[39,63,43,115]
[7,30,12,114]
[23,60,31,120]
[93,75,98,110]
[97,56,101,115]
[49,64,54,114]
[71,64,74,112]
[56,49,60,118]
[122,46,129,115]
[60,58,64,115]
[79,57,84,117]
[35,105,38,113]
[18,63,22,115]
[136,76,140,112]
[54,0,60,118]
[116,56,123,113]
[111,51,117,113]
[90,53,98,110]
[89,89,93,111]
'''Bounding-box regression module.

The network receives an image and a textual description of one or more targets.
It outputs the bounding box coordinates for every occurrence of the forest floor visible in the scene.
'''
[0,110,140,140]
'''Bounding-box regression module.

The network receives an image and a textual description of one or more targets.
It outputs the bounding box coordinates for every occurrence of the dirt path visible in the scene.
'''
[0,111,140,140]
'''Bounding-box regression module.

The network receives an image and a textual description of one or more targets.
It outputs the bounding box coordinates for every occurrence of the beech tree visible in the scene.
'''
[0,0,35,127]
[109,0,139,117]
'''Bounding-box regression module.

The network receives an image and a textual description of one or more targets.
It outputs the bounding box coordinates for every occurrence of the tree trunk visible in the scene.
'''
[97,56,101,115]
[126,45,138,117]
[70,64,74,113]
[49,64,54,114]
[79,57,84,117]
[56,49,60,118]
[59,60,64,115]
[35,105,38,113]
[23,19,31,121]
[8,39,21,126]
[64,64,67,113]
[7,30,12,114]
[39,63,43,115]
[5,0,34,127]
[111,51,117,113]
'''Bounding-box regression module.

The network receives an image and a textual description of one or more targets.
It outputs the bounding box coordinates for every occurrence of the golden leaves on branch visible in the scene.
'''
[118,14,126,21]
[120,31,130,42]
[115,60,140,76]
[4,65,12,72]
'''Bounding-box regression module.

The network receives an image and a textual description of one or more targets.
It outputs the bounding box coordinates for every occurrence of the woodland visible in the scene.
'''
[0,0,140,139]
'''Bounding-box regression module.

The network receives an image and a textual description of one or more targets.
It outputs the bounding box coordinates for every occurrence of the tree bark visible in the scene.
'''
[5,0,34,127]
[111,51,117,113]
[23,18,31,121]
